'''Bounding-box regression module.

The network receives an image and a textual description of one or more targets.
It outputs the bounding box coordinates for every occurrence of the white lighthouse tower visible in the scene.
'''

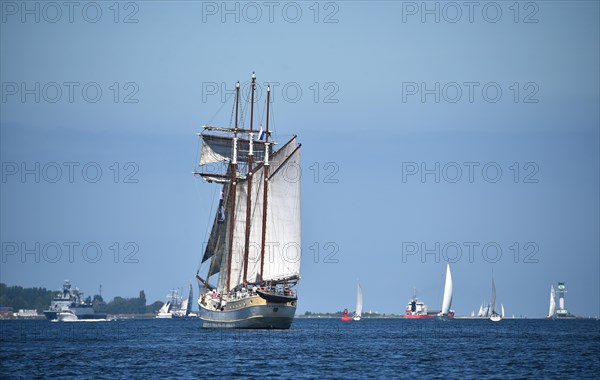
[555,282,571,318]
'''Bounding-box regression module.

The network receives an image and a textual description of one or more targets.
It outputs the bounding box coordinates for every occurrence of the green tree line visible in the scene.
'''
[0,283,163,314]
[0,283,57,311]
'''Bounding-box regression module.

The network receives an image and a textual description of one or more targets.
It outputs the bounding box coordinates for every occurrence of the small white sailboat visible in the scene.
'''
[173,284,196,318]
[547,285,556,319]
[489,275,502,322]
[353,282,363,321]
[477,304,484,317]
[156,300,172,319]
[438,263,454,318]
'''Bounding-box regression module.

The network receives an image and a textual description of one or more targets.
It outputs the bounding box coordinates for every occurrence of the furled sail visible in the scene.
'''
[440,263,453,315]
[200,134,268,165]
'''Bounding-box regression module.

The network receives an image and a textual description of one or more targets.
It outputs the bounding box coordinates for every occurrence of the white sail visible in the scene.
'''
[440,263,453,315]
[200,137,229,165]
[501,304,505,318]
[477,304,484,317]
[355,283,363,317]
[262,140,301,283]
[180,299,189,312]
[216,136,301,292]
[489,275,502,321]
[232,161,267,287]
[158,301,171,314]
[548,285,556,318]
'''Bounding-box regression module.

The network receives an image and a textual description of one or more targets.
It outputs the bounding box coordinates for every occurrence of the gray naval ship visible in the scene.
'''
[43,280,107,321]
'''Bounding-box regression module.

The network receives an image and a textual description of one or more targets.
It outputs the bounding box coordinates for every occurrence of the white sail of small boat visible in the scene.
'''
[180,298,189,313]
[438,263,453,317]
[353,282,363,321]
[477,304,484,317]
[501,304,505,318]
[547,285,556,319]
[489,274,502,322]
[156,301,172,318]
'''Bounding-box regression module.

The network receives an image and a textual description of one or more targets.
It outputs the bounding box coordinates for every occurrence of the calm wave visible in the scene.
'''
[1,319,599,378]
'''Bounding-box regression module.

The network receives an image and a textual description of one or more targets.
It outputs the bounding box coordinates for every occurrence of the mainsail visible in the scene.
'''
[477,304,484,317]
[355,282,363,318]
[548,285,556,318]
[440,263,453,316]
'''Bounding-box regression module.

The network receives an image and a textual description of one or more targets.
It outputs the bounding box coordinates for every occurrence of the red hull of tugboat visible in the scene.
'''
[404,311,455,319]
[404,314,434,319]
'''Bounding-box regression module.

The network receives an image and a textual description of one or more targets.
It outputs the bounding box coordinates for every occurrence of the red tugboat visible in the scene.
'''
[404,289,435,319]
[340,308,352,321]
[404,285,455,319]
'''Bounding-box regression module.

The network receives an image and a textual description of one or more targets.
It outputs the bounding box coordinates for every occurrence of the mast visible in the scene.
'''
[226,81,240,293]
[259,84,271,286]
[491,275,497,314]
[242,73,256,285]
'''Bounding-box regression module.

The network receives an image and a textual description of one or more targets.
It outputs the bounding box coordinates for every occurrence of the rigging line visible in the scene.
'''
[198,181,218,274]
[228,90,236,128]
[269,103,277,143]
[255,94,263,131]
[258,98,265,127]
[192,134,208,272]
[208,90,235,126]
[238,92,248,130]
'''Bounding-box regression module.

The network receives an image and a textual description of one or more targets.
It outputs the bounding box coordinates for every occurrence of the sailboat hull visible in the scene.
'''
[198,295,296,329]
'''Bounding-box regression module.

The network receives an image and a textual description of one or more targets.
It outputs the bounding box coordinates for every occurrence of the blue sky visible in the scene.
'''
[1,1,598,317]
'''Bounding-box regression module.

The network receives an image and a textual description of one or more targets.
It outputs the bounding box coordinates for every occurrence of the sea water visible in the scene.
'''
[1,318,598,378]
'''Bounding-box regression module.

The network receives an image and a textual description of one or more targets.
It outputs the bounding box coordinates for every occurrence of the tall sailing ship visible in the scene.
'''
[194,73,301,329]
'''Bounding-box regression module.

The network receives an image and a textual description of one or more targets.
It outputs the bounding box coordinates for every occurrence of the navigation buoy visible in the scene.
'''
[341,308,352,322]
